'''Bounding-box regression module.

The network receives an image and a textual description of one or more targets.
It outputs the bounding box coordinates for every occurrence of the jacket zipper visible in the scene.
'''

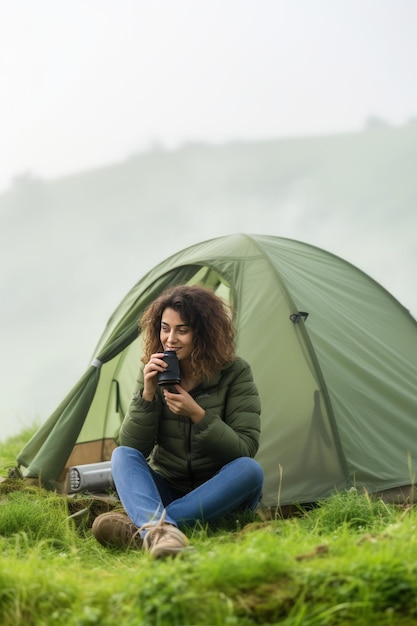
[186,383,216,490]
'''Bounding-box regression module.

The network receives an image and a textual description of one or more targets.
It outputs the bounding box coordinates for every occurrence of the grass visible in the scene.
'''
[1,430,417,625]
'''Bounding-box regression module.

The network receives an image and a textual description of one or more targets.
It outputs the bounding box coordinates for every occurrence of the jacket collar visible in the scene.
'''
[196,360,234,391]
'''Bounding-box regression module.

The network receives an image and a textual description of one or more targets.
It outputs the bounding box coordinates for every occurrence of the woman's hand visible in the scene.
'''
[142,353,167,401]
[163,386,205,423]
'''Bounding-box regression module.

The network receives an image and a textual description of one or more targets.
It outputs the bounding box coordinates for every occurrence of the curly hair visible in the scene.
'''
[139,284,236,380]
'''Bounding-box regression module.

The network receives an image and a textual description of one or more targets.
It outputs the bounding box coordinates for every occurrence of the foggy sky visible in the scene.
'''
[1,0,417,190]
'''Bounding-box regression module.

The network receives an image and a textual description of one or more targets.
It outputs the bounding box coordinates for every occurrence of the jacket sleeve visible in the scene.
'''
[118,368,163,457]
[192,359,261,464]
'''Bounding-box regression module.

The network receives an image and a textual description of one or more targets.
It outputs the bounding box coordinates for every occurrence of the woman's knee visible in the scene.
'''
[111,445,129,465]
[230,457,264,487]
[246,457,264,487]
[111,446,146,474]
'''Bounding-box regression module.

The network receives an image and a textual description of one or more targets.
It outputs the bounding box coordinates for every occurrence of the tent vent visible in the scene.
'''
[290,311,309,324]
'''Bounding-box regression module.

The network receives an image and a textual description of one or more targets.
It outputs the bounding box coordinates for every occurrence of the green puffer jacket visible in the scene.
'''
[119,357,261,494]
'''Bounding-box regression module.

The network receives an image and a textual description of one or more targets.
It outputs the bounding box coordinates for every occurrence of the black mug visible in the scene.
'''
[157,350,181,387]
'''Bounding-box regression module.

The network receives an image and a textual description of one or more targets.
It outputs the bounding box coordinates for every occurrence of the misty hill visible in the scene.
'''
[1,123,416,437]
[4,121,417,230]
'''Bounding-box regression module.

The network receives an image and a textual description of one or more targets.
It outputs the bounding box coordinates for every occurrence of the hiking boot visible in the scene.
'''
[92,512,142,549]
[141,510,189,559]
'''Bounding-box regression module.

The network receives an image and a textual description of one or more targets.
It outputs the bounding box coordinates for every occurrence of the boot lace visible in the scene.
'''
[140,508,169,550]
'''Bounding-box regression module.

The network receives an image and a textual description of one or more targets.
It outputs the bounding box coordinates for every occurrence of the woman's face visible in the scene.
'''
[160,307,194,362]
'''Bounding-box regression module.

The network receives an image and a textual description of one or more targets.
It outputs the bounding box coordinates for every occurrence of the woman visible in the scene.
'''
[92,284,263,558]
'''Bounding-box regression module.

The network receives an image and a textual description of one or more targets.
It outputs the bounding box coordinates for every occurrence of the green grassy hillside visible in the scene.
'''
[2,428,417,625]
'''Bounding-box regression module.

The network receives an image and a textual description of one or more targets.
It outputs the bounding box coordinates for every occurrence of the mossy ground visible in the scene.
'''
[1,429,417,625]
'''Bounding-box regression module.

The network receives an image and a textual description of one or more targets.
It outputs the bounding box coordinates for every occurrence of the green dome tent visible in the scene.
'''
[16,234,417,509]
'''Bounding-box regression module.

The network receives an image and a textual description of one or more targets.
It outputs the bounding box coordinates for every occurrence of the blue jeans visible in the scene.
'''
[111,446,264,530]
